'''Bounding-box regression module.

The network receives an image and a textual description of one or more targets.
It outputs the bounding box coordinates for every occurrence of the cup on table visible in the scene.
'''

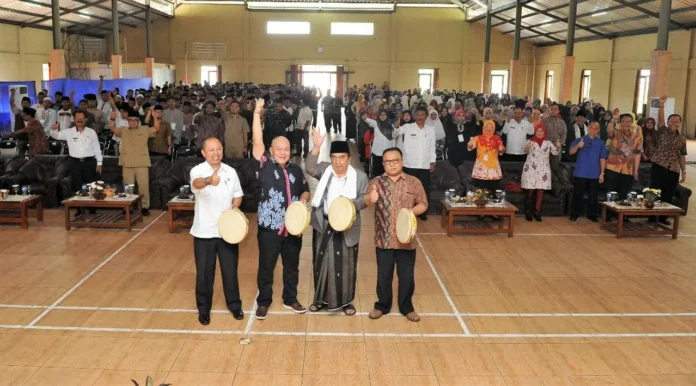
[0,189,8,200]
[11,184,19,195]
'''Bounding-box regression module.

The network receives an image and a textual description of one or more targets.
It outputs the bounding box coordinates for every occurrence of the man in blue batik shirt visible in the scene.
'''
[569,121,608,222]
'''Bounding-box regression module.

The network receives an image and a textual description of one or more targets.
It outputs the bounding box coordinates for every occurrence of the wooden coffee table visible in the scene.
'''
[440,200,518,237]
[0,195,43,229]
[62,194,143,231]
[168,197,194,233]
[601,202,683,239]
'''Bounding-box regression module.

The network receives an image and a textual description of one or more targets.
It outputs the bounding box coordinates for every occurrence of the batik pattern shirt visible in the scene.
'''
[651,127,687,174]
[255,151,309,233]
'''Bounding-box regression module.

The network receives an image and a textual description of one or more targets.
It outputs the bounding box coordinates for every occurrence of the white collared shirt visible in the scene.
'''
[502,118,534,155]
[323,172,348,215]
[50,127,103,165]
[190,162,244,239]
[36,107,57,135]
[366,118,393,157]
[57,109,73,131]
[396,122,436,169]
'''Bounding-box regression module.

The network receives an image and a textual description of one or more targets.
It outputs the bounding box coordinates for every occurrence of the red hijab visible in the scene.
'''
[532,122,547,148]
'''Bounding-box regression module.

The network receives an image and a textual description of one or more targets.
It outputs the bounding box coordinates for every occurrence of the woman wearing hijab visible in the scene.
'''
[426,108,447,141]
[642,117,658,162]
[439,106,450,127]
[467,120,505,191]
[482,107,503,136]
[598,110,612,141]
[371,109,395,177]
[447,109,476,167]
[521,123,561,222]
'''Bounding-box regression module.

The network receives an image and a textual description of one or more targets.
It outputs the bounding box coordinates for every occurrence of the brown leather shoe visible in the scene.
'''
[283,302,307,314]
[368,309,383,320]
[255,306,268,320]
[406,312,421,322]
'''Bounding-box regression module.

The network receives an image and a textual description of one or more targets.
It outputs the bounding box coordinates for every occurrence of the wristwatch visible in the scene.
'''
[204,177,210,185]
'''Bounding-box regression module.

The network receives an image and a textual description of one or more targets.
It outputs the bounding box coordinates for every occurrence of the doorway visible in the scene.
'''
[200,65,218,85]
[301,65,338,96]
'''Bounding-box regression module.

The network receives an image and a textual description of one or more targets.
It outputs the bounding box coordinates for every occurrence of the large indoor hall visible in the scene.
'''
[1,0,696,385]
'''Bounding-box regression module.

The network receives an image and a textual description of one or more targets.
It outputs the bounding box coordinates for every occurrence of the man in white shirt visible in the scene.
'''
[50,110,102,216]
[396,106,436,220]
[163,96,184,144]
[502,106,534,162]
[190,137,245,326]
[295,98,313,158]
[36,97,57,136]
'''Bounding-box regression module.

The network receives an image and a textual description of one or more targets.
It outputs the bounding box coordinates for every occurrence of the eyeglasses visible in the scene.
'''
[382,159,401,165]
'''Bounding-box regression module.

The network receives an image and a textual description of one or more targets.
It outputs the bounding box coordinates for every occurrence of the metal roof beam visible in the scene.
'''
[0,5,115,33]
[19,0,139,28]
[23,0,109,27]
[0,18,104,38]
[492,14,564,44]
[492,0,589,28]
[118,0,172,18]
[69,0,147,23]
[611,0,690,30]
[535,23,696,47]
[524,4,613,39]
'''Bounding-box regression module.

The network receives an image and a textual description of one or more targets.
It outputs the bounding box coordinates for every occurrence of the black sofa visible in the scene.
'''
[449,161,573,217]
[59,156,171,205]
[428,160,465,214]
[0,155,29,189]
[4,155,71,208]
[562,162,692,216]
[153,157,260,212]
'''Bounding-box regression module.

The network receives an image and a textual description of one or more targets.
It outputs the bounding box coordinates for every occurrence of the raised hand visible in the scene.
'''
[310,128,325,148]
[210,168,221,186]
[51,122,59,131]
[577,139,585,149]
[254,98,265,113]
[110,111,118,120]
[555,139,562,149]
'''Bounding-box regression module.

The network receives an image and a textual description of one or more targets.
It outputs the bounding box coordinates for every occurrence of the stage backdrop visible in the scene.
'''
[0,81,37,135]
[41,78,153,106]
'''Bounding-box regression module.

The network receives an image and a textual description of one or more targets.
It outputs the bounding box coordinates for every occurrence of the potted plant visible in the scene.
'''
[472,189,491,208]
[92,186,106,200]
[642,188,661,209]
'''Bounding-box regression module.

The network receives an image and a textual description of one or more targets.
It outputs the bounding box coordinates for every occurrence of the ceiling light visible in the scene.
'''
[78,11,91,19]
[396,3,459,8]
[592,11,607,17]
[248,2,319,9]
[184,0,244,4]
[247,1,394,11]
[470,0,486,8]
[320,2,393,11]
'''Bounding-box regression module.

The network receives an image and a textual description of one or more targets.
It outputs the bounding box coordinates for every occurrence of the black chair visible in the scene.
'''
[0,139,17,151]
[17,141,29,155]
[48,140,66,155]
[175,146,197,161]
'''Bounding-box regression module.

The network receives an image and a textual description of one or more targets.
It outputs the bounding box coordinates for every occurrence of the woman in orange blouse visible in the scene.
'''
[467,120,505,191]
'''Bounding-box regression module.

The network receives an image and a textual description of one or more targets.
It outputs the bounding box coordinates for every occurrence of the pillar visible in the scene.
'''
[566,0,577,57]
[648,0,672,99]
[481,62,491,94]
[51,0,61,49]
[336,65,344,96]
[111,0,121,79]
[145,57,155,78]
[559,56,575,104]
[49,49,66,80]
[509,60,522,96]
[481,0,492,94]
[112,55,122,79]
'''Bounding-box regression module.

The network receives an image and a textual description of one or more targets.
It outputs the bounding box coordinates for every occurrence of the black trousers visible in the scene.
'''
[311,110,318,128]
[294,130,309,157]
[571,177,599,219]
[70,156,98,193]
[374,248,416,315]
[193,237,241,315]
[472,178,500,192]
[403,167,430,205]
[331,113,342,133]
[370,153,384,178]
[651,162,679,206]
[604,169,633,200]
[503,154,527,162]
[256,227,303,307]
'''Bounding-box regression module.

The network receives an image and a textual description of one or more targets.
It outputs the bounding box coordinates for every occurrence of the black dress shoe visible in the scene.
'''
[569,216,577,222]
[588,217,599,223]
[419,214,427,221]
[534,213,542,222]
[526,213,534,222]
[198,314,210,326]
[142,208,151,216]
[231,309,244,320]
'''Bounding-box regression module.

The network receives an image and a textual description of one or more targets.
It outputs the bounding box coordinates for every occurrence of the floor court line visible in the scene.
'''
[416,235,471,335]
[24,212,167,327]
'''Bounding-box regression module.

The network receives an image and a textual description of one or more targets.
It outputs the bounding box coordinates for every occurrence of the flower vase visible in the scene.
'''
[644,194,657,209]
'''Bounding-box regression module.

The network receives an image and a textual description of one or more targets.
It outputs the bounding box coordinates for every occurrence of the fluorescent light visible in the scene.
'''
[396,3,459,8]
[250,2,320,9]
[78,11,91,19]
[248,1,394,11]
[592,11,607,17]
[185,1,244,3]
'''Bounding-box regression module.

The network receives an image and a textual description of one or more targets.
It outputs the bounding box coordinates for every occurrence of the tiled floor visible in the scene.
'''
[2,144,696,385]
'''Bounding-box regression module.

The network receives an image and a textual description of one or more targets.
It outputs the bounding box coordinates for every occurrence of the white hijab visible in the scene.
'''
[426,109,446,140]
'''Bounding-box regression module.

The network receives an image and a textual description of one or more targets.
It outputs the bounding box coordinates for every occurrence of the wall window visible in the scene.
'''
[201,65,217,85]
[42,63,50,81]
[490,70,509,96]
[544,70,554,102]
[635,69,650,115]
[330,22,374,36]
[418,69,434,92]
[579,70,591,102]
[267,21,310,35]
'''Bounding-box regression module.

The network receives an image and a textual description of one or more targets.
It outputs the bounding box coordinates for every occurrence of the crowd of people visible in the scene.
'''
[0,79,688,325]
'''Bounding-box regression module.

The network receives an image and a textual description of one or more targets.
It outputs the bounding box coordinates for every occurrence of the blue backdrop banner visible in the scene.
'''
[41,78,153,106]
[0,81,37,135]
